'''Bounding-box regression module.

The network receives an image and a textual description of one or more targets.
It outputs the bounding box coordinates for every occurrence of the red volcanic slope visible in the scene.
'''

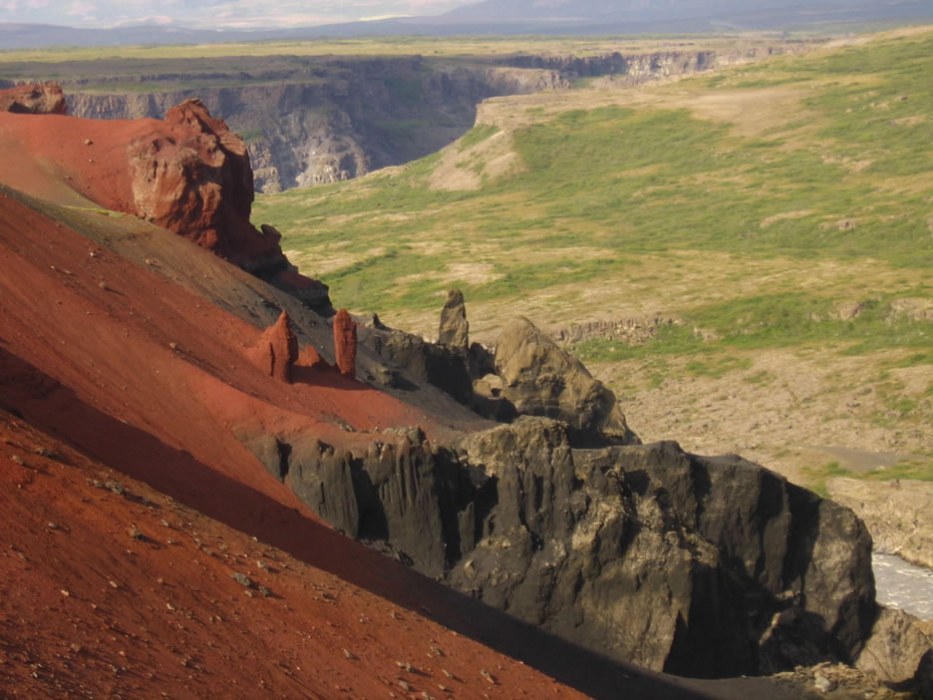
[0,410,584,699]
[0,188,442,502]
[0,111,586,697]
[0,101,329,313]
[1,95,809,700]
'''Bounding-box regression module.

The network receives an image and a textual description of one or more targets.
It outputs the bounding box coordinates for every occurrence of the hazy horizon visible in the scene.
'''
[0,0,468,30]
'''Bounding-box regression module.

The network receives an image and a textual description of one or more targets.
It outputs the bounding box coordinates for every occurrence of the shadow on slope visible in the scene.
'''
[0,346,809,700]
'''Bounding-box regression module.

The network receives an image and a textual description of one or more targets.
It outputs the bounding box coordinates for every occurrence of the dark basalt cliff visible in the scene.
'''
[239,305,876,680]
[250,414,874,679]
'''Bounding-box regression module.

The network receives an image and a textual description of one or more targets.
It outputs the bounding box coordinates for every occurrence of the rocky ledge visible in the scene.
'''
[243,296,880,681]
[126,98,331,309]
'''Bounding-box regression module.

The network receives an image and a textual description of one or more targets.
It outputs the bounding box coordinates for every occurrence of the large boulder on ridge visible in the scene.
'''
[0,82,68,115]
[495,317,636,440]
[126,99,331,309]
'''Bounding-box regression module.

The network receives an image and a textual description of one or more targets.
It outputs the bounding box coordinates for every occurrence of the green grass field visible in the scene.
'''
[251,27,932,487]
[255,29,931,328]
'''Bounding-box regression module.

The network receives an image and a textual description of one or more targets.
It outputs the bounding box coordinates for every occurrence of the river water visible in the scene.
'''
[873,553,933,620]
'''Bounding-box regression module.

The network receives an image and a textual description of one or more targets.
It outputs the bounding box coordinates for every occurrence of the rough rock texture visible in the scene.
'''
[126,99,331,309]
[361,323,484,405]
[254,415,876,678]
[856,607,933,689]
[828,477,933,569]
[333,309,357,378]
[246,311,299,382]
[438,289,470,350]
[0,82,68,115]
[495,317,636,441]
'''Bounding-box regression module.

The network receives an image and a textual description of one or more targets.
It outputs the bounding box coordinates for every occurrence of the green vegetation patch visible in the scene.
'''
[255,30,931,409]
[803,459,933,497]
[457,124,501,151]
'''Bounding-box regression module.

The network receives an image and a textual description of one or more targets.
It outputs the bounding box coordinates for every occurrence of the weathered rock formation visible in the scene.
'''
[333,309,357,378]
[361,323,483,405]
[117,98,330,309]
[438,289,470,351]
[856,607,933,693]
[251,294,876,679]
[495,317,636,441]
[0,81,68,114]
[247,311,299,382]
[250,415,875,678]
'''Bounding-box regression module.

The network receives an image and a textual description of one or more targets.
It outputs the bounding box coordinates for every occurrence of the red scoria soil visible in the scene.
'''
[0,409,587,699]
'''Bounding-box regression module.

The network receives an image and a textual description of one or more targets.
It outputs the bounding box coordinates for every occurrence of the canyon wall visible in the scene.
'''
[60,50,757,193]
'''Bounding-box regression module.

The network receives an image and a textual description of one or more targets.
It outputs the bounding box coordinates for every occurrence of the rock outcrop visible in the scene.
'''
[247,311,299,382]
[254,415,875,678]
[856,607,933,693]
[333,309,357,378]
[438,289,470,350]
[0,82,68,115]
[123,98,330,309]
[128,99,274,265]
[495,317,636,441]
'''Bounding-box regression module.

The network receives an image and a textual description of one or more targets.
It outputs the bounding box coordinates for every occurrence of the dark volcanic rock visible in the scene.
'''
[0,82,68,115]
[856,607,933,692]
[257,415,874,678]
[361,324,477,403]
[918,648,933,700]
[438,288,470,350]
[495,317,637,442]
[333,309,357,378]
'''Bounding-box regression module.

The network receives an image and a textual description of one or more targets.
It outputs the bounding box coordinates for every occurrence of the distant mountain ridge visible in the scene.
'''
[1,0,931,49]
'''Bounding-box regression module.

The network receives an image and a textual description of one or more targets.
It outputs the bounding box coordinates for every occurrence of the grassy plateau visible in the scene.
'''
[253,26,932,487]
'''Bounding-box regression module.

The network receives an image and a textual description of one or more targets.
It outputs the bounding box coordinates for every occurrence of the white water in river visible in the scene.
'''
[873,553,933,620]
